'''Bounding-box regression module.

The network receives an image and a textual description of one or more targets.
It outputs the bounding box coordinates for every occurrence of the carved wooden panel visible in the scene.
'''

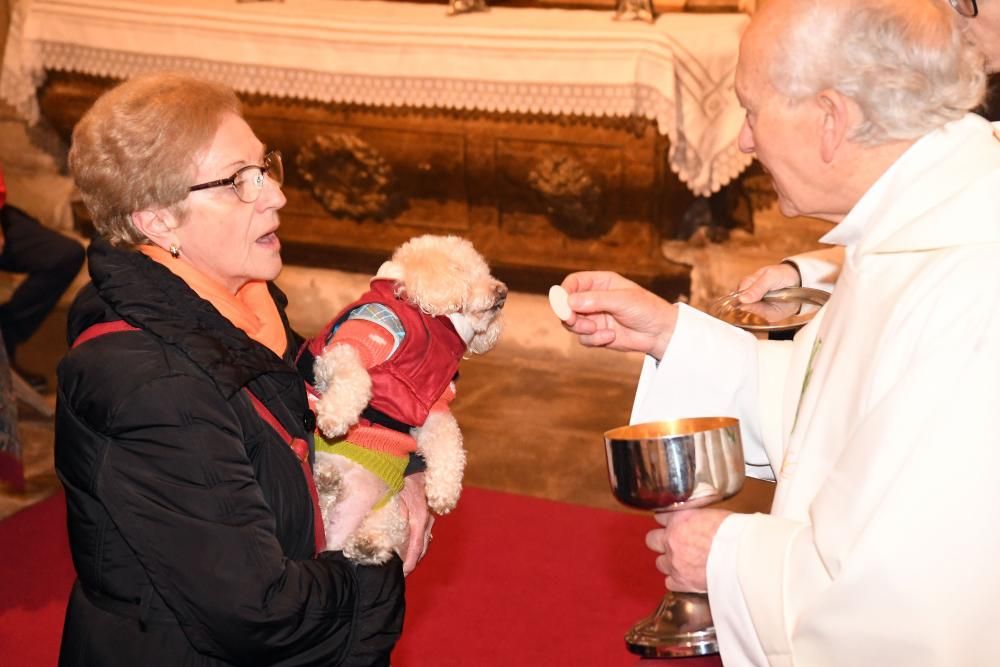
[496,138,621,239]
[39,71,691,299]
[260,118,470,230]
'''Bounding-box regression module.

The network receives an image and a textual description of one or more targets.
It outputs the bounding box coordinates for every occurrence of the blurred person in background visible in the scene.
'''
[0,165,84,393]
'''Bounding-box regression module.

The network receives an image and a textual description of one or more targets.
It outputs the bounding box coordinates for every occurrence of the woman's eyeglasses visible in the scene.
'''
[949,0,978,18]
[189,150,284,203]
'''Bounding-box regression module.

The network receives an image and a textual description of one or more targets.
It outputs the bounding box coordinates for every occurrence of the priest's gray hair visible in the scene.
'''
[769,0,986,145]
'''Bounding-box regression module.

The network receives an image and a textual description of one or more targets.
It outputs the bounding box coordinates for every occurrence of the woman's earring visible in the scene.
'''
[169,244,181,259]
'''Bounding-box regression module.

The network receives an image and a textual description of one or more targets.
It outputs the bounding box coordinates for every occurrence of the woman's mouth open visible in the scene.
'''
[256,231,280,250]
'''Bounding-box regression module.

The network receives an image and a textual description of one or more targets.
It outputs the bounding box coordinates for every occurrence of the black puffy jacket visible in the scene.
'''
[55,238,403,666]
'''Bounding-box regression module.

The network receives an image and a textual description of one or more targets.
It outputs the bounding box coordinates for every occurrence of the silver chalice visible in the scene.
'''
[605,417,745,658]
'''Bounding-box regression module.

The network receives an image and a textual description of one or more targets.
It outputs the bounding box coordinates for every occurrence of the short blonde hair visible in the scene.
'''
[68,72,242,246]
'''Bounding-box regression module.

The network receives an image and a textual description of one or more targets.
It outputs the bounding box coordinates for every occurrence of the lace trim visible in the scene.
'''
[2,39,752,195]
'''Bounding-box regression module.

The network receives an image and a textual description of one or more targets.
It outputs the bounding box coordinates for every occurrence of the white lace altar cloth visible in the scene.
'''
[1,0,753,196]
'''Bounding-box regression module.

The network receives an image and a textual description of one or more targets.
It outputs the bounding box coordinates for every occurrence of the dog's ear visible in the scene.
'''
[375,260,405,282]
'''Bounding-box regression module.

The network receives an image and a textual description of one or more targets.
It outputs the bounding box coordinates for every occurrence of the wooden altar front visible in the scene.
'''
[3,0,753,298]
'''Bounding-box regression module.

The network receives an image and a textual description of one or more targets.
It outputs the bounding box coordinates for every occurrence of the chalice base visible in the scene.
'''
[625,591,719,658]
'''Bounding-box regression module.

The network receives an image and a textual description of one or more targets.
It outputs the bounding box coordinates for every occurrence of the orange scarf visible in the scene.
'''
[139,245,287,358]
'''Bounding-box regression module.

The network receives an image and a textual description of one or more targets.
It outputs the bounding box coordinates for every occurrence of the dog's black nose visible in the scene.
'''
[494,284,508,309]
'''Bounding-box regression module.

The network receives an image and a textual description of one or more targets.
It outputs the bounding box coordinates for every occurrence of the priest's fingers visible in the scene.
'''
[736,263,801,304]
[646,527,667,554]
[561,270,638,295]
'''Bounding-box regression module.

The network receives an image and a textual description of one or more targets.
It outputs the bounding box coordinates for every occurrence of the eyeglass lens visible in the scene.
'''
[234,151,284,203]
[950,0,978,17]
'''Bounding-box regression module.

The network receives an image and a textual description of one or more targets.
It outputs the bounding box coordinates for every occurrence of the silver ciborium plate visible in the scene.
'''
[708,287,830,333]
[605,417,745,657]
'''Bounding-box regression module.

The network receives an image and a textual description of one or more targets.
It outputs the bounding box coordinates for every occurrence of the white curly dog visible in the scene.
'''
[308,235,507,565]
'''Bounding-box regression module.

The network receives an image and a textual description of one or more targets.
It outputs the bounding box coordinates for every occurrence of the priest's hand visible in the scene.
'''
[735,262,801,304]
[560,271,678,361]
[646,509,732,592]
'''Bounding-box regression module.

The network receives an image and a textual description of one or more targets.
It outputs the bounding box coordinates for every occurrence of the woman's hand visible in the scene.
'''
[561,271,678,360]
[645,509,732,592]
[735,263,801,304]
[398,473,433,575]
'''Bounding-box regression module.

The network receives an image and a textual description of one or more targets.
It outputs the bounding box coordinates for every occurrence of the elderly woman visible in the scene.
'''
[56,73,429,666]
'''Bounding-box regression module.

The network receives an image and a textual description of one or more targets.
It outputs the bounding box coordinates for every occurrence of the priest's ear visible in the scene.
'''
[131,208,181,252]
[816,89,854,163]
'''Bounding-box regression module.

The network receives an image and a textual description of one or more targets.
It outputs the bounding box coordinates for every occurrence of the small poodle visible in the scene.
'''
[302,234,507,564]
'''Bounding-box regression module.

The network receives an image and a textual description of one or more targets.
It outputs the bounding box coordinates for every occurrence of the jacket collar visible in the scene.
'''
[821,115,1000,256]
[78,237,296,398]
[366,278,464,344]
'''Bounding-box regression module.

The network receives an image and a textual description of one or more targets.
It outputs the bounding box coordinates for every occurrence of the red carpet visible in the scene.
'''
[0,451,25,492]
[1,488,721,666]
[0,489,74,666]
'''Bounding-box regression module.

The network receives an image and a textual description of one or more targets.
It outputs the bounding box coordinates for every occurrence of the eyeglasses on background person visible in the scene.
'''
[189,150,284,203]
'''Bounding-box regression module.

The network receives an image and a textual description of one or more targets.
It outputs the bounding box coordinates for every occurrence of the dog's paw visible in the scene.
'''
[315,397,358,439]
[426,475,463,515]
[312,460,345,501]
[312,458,345,534]
[343,498,408,564]
[313,344,372,438]
[344,538,397,565]
[423,451,466,513]
[414,411,466,514]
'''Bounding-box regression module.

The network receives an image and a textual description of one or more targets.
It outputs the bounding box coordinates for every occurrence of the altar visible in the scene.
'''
[2,0,753,297]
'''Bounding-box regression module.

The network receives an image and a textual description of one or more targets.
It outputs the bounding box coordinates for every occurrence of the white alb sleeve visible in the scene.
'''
[784,247,843,293]
[706,514,770,667]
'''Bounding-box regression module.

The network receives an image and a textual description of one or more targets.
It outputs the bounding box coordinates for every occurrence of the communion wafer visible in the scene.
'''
[548,285,573,321]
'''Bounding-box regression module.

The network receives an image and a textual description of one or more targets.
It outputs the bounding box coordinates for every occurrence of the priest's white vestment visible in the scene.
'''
[631,115,1000,666]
